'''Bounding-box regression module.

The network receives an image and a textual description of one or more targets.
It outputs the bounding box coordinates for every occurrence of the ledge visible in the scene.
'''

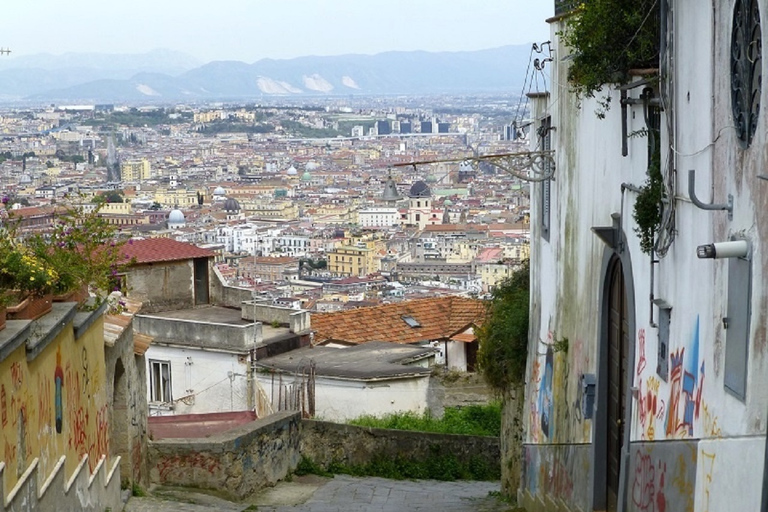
[0,320,32,362]
[73,299,109,340]
[26,303,78,362]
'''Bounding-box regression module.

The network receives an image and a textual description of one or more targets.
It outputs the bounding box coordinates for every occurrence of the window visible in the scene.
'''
[402,315,421,328]
[416,214,421,221]
[150,360,172,403]
[541,116,552,241]
[731,0,762,147]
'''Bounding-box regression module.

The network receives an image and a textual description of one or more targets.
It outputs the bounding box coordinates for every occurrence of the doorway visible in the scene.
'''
[193,258,210,305]
[606,258,628,511]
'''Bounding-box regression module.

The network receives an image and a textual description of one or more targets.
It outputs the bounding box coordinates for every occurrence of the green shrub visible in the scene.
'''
[348,402,501,437]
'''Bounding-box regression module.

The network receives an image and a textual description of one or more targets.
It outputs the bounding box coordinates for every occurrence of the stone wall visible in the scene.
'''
[104,317,149,489]
[301,420,499,474]
[500,387,523,497]
[148,414,501,498]
[147,411,301,500]
[127,261,194,313]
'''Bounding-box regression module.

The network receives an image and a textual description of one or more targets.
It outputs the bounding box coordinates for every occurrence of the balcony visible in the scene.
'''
[555,0,579,16]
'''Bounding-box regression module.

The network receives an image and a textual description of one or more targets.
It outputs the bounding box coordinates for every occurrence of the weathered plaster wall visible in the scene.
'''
[519,444,591,512]
[301,420,499,476]
[0,308,109,496]
[147,411,301,500]
[104,319,149,488]
[256,374,431,422]
[127,261,194,313]
[210,266,253,309]
[0,454,122,512]
[145,345,251,415]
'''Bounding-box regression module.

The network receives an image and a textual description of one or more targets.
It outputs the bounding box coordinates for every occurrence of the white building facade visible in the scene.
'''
[521,2,768,512]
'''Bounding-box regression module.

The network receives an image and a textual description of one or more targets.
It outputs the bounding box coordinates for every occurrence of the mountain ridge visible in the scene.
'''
[0,45,534,103]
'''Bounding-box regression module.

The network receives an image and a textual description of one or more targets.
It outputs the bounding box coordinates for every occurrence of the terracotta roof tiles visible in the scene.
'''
[120,238,215,265]
[312,296,486,345]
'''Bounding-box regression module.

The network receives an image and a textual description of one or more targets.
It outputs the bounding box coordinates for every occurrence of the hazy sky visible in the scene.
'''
[2,1,552,63]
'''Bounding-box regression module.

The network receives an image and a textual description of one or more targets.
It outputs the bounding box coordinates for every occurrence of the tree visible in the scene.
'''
[476,260,529,393]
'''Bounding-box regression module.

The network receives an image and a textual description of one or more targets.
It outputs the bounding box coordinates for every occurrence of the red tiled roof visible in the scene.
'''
[120,238,215,265]
[312,296,486,345]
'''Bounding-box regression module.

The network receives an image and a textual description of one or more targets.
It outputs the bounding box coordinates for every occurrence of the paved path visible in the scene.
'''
[124,475,513,512]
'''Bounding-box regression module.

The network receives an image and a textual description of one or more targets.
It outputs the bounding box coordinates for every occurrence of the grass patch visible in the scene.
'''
[347,402,501,437]
[297,448,499,482]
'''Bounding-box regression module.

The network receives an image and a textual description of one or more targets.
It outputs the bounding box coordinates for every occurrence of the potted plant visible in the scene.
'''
[0,237,59,320]
[27,204,129,307]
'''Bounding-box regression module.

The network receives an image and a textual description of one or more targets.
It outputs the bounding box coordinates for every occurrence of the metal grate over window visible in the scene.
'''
[731,0,762,147]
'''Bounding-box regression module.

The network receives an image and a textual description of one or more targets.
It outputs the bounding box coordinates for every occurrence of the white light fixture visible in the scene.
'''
[696,240,749,259]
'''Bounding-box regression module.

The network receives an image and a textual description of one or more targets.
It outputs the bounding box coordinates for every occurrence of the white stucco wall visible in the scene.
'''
[145,345,250,416]
[255,373,431,422]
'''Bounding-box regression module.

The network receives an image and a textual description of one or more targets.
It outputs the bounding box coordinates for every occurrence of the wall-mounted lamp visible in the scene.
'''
[696,240,749,259]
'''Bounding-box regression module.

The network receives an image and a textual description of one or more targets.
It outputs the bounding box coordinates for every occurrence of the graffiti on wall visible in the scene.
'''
[539,346,554,439]
[631,450,667,512]
[0,324,109,493]
[635,316,718,441]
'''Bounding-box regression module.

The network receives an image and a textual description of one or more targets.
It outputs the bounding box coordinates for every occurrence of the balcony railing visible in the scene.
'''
[555,0,579,16]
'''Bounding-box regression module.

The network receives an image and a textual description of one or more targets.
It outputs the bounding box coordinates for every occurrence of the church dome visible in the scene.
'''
[426,174,437,184]
[213,186,226,196]
[301,170,312,181]
[167,209,185,226]
[287,165,298,176]
[408,180,431,198]
[382,173,400,202]
[443,199,453,206]
[224,197,241,212]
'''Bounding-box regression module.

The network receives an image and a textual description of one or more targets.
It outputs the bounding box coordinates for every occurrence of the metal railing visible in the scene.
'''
[555,0,579,16]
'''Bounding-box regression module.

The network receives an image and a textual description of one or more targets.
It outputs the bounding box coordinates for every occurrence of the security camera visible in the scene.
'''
[696,240,749,259]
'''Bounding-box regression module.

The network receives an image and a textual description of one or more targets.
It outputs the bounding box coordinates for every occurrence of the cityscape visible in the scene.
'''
[2,1,764,512]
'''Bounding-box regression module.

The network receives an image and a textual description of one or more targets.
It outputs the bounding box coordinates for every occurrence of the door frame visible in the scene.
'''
[592,243,636,512]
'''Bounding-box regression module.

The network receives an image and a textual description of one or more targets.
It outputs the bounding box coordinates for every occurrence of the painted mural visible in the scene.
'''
[634,316,720,442]
[527,331,591,445]
[0,314,109,494]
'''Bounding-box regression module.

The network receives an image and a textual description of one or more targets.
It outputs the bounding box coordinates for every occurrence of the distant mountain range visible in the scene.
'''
[0,46,533,104]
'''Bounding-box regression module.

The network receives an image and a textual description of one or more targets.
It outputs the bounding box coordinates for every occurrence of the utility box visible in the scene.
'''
[581,373,596,420]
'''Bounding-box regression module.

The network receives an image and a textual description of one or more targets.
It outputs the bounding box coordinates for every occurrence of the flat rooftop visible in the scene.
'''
[148,411,257,439]
[149,306,251,325]
[255,341,437,381]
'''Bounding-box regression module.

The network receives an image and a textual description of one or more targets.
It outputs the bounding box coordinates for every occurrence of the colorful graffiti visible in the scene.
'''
[635,316,718,441]
[636,376,665,440]
[529,356,542,443]
[666,317,704,438]
[637,328,647,376]
[700,450,716,512]
[631,450,667,512]
[539,346,554,439]
[0,313,109,493]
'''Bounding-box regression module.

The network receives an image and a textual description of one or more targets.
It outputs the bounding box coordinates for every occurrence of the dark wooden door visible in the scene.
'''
[194,258,209,305]
[607,259,628,511]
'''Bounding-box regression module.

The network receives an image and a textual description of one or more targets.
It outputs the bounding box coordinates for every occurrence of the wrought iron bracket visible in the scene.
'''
[688,169,733,220]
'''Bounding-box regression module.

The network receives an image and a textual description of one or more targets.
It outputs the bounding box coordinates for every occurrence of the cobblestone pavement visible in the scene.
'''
[124,475,514,512]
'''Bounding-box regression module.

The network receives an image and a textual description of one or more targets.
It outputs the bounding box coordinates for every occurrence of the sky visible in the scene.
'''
[2,1,552,63]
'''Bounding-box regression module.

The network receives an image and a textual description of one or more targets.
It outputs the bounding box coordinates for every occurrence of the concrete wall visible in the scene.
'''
[148,411,301,500]
[301,420,499,475]
[255,373,432,422]
[0,305,111,499]
[127,260,195,313]
[145,345,251,415]
[241,302,311,334]
[135,314,258,351]
[0,455,122,512]
[210,266,253,309]
[104,318,149,488]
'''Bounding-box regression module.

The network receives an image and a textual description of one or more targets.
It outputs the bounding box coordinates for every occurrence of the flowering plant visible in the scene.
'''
[0,238,59,298]
[27,204,129,300]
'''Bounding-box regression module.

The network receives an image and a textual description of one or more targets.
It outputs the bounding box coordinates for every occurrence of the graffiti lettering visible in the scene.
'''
[156,453,221,482]
[10,361,23,390]
[631,451,667,512]
[1,384,6,427]
[637,328,647,376]
[701,450,716,512]
[38,376,52,431]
